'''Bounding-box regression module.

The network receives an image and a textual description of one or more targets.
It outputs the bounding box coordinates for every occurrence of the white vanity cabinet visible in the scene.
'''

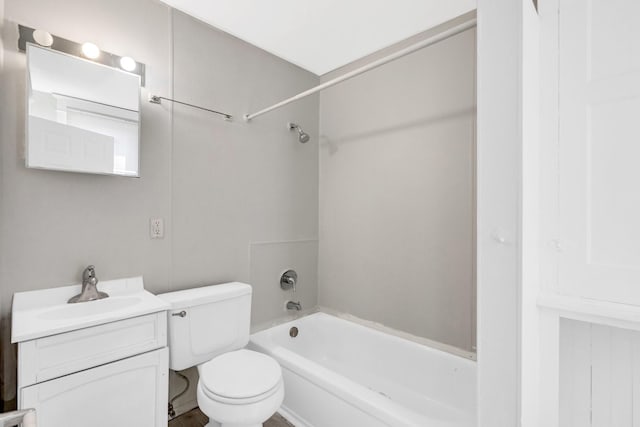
[21,347,167,427]
[12,277,170,427]
[17,312,168,427]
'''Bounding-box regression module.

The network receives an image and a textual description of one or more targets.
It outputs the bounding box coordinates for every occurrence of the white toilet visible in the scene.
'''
[159,282,284,427]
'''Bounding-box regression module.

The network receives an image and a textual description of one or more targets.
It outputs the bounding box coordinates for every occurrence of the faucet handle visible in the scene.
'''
[83,265,97,282]
[280,270,297,292]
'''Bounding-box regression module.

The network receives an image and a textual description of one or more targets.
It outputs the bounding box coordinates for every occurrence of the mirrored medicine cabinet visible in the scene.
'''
[26,44,141,177]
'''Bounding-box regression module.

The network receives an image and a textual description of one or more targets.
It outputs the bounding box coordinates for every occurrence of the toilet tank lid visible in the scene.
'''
[157,282,251,310]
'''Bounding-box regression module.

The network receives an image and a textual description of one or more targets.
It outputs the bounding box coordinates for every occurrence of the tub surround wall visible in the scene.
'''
[318,20,476,352]
[249,240,318,328]
[0,0,318,409]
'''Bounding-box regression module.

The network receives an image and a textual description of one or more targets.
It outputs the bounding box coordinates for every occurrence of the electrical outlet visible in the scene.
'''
[150,218,164,239]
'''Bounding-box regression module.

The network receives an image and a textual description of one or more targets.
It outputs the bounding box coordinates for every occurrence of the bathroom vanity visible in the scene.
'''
[11,277,169,427]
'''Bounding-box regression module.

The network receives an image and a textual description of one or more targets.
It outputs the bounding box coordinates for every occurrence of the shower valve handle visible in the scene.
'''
[280,270,298,292]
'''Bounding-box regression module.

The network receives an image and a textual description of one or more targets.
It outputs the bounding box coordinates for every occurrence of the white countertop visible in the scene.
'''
[12,276,170,343]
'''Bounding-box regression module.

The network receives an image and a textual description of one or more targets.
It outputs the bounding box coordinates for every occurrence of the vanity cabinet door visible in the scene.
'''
[20,348,168,427]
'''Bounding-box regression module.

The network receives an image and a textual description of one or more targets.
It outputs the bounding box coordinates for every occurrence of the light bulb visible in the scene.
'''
[81,42,100,59]
[119,56,136,72]
[32,30,54,47]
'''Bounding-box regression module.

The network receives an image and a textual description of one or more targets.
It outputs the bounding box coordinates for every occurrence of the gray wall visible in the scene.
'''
[318,25,476,352]
[0,0,318,407]
[0,0,4,69]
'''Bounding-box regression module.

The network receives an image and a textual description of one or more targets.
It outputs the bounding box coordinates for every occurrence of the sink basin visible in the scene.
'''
[12,276,170,343]
[38,296,142,320]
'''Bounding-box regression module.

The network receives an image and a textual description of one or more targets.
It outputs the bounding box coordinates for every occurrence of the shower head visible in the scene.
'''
[288,122,310,143]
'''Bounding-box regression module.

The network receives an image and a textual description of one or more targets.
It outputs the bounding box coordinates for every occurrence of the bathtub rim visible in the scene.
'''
[250,307,476,361]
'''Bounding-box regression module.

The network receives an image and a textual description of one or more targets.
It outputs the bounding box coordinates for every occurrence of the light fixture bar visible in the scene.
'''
[17,24,146,86]
[149,95,233,121]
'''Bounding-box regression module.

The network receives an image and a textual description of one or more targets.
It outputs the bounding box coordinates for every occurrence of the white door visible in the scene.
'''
[21,348,168,427]
[558,0,640,303]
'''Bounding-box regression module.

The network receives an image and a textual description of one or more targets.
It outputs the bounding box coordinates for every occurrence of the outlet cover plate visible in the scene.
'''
[150,218,164,239]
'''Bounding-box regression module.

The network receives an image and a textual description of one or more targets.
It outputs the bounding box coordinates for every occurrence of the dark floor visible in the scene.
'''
[168,408,294,427]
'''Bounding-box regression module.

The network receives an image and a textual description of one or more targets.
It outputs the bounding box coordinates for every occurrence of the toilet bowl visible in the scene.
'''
[197,349,284,427]
[158,283,284,427]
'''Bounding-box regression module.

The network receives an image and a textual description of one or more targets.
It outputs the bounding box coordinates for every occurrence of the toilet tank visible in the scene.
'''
[158,282,252,371]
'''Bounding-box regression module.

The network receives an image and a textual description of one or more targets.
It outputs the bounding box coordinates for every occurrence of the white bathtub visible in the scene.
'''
[249,312,476,427]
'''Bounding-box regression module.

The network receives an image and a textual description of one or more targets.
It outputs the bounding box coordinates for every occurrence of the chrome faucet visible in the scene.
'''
[286,301,302,311]
[68,265,109,303]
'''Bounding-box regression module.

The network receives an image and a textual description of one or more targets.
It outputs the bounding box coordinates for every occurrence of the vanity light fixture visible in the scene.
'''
[81,42,101,59]
[119,56,137,72]
[32,29,53,47]
[18,24,146,86]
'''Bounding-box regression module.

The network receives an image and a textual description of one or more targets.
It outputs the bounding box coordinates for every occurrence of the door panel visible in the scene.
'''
[558,0,640,303]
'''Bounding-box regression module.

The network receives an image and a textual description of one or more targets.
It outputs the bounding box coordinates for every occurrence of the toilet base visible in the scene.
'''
[197,379,284,427]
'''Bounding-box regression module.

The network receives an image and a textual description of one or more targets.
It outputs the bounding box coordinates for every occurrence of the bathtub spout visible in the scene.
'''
[286,301,302,311]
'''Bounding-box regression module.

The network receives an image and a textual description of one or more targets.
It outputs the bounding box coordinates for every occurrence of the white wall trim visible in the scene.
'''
[539,293,640,332]
[520,0,541,424]
[476,0,523,425]
[536,0,561,423]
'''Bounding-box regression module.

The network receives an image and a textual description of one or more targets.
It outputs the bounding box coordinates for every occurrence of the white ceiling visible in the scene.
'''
[159,0,476,76]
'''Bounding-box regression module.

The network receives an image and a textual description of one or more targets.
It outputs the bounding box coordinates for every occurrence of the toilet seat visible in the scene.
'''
[200,378,283,405]
[199,349,282,404]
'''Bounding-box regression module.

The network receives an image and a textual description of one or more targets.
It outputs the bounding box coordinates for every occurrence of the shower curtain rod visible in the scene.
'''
[243,17,477,122]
